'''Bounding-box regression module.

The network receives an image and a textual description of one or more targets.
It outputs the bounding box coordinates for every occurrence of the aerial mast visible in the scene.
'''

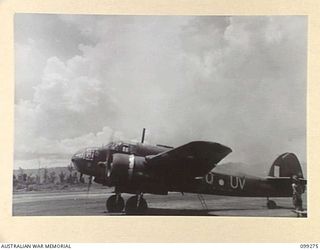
[141,128,146,143]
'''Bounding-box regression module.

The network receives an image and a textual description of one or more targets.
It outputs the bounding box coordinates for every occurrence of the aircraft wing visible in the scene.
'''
[146,141,232,179]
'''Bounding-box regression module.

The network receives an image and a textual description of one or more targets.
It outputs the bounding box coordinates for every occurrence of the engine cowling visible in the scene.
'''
[107,153,148,185]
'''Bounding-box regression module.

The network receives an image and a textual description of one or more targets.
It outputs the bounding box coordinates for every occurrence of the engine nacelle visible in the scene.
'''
[108,153,148,185]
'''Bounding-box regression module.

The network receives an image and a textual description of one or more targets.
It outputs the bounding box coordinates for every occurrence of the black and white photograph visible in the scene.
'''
[13,14,307,217]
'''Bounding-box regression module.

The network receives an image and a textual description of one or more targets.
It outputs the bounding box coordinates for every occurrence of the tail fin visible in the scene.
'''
[268,153,304,178]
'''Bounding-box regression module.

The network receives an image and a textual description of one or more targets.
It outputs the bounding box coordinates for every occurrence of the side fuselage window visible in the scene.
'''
[122,145,129,153]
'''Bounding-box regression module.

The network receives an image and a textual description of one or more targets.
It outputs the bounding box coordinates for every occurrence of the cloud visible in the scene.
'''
[23,55,118,140]
[15,39,45,101]
[161,16,307,163]
[15,52,121,167]
[14,15,307,169]
[15,125,124,163]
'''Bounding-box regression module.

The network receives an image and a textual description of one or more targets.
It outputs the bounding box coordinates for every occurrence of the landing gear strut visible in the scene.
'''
[266,197,277,209]
[125,194,148,214]
[106,194,125,212]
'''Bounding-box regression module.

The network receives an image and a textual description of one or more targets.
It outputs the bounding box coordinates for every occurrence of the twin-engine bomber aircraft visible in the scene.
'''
[71,129,306,214]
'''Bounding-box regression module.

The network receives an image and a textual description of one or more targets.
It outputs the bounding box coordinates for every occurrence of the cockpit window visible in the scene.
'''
[73,151,84,158]
[84,148,99,160]
[106,141,131,153]
[122,145,129,153]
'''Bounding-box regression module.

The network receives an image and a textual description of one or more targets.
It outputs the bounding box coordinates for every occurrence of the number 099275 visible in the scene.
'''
[300,244,319,248]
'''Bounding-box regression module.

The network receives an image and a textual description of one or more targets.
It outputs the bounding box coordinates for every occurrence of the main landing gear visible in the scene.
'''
[106,194,125,212]
[266,197,277,209]
[106,193,148,214]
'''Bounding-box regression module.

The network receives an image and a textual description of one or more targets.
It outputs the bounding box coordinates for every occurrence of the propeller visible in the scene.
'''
[79,173,84,183]
[96,150,113,185]
[85,175,93,210]
[104,149,112,184]
[104,130,115,184]
[87,175,92,193]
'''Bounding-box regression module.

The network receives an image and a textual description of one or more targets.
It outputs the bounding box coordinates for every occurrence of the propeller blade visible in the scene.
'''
[105,149,112,183]
[103,129,115,183]
[87,175,92,193]
[85,175,93,209]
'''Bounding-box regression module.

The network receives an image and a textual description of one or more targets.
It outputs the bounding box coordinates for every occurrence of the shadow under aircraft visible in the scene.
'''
[71,129,306,214]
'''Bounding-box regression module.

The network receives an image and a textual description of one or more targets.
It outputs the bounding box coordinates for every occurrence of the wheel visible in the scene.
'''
[106,195,125,212]
[267,200,277,209]
[125,195,148,214]
[125,196,148,214]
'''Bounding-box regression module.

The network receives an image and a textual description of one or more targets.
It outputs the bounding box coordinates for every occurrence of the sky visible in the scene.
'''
[14,14,307,171]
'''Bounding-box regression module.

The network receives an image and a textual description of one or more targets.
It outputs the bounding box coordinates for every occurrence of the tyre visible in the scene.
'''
[106,195,125,212]
[125,195,148,214]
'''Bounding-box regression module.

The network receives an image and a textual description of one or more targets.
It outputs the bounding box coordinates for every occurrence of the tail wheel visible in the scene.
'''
[125,195,148,214]
[267,200,277,209]
[106,195,125,213]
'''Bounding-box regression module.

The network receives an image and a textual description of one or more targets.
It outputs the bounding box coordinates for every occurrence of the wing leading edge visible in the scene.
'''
[146,141,232,178]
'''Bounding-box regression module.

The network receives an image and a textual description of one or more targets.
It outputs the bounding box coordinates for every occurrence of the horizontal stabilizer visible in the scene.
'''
[266,176,307,185]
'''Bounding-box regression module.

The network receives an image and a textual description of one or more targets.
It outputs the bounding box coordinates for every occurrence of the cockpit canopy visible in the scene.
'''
[72,141,169,163]
[106,141,130,153]
[73,147,100,161]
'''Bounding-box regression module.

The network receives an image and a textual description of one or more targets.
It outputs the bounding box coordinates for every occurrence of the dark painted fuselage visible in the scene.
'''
[182,172,293,197]
[72,141,295,198]
[72,141,168,176]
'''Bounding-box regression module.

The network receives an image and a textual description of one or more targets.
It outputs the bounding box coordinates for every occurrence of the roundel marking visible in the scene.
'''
[218,179,225,186]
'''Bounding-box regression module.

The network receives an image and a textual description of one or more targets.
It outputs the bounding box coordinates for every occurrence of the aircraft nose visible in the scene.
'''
[70,157,79,172]
[71,150,85,171]
[69,159,75,170]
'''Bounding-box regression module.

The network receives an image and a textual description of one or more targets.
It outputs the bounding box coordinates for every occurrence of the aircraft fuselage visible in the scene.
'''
[183,172,293,197]
[72,140,304,213]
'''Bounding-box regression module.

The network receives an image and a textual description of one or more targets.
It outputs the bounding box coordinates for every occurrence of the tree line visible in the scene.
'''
[13,165,88,189]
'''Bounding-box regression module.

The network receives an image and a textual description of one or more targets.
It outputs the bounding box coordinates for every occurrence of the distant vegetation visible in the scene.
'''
[13,165,94,192]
